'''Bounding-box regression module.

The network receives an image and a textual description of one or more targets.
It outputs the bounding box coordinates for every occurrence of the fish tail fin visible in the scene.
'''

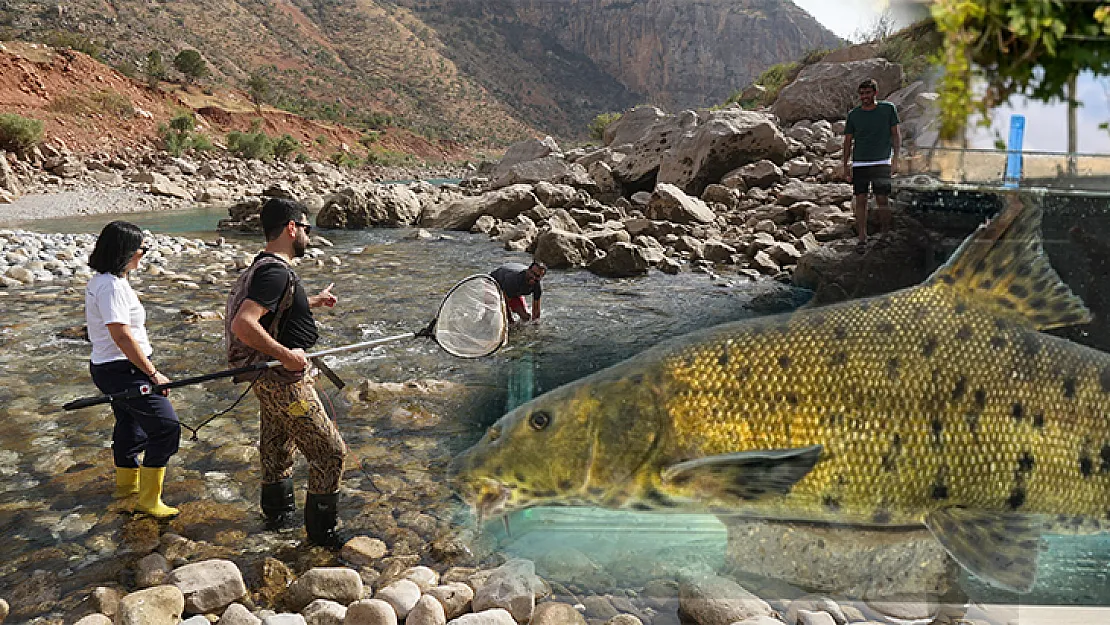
[926,191,1091,330]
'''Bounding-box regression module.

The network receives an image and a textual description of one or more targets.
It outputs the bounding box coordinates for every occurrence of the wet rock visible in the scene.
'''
[677,575,774,625]
[531,602,587,625]
[341,536,389,566]
[262,615,307,624]
[346,598,399,625]
[376,579,422,619]
[426,582,475,619]
[607,615,643,625]
[219,603,262,625]
[137,552,172,587]
[533,230,602,269]
[303,598,347,624]
[88,586,121,618]
[317,185,422,228]
[582,596,619,620]
[74,615,113,625]
[168,558,248,614]
[784,597,847,625]
[116,585,184,625]
[472,559,545,623]
[286,567,363,612]
[588,242,650,278]
[448,608,518,625]
[403,565,440,591]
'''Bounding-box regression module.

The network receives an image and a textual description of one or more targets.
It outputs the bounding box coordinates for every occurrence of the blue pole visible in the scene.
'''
[1003,115,1025,188]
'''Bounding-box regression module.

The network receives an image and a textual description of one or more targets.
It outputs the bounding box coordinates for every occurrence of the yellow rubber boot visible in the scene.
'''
[136,467,179,518]
[114,467,140,498]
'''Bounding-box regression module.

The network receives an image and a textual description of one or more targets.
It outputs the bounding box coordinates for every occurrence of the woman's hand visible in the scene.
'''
[151,371,171,396]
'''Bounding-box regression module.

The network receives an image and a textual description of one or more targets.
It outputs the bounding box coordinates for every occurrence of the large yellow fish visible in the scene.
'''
[453,192,1110,593]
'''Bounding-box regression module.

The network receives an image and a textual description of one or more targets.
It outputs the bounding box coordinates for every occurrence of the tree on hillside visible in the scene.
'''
[931,0,1110,146]
[173,49,209,84]
[144,50,166,89]
[247,72,270,113]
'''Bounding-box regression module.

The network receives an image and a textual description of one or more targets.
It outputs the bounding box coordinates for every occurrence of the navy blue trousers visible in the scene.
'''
[90,360,180,468]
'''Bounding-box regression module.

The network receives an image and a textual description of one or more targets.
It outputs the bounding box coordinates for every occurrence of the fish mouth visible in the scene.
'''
[466,478,513,525]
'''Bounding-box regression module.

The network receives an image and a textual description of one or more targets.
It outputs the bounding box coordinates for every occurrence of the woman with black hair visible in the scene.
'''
[85,220,180,518]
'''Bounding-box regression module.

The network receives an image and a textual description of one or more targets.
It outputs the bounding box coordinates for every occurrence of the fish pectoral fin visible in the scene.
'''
[660,445,822,502]
[923,507,1042,594]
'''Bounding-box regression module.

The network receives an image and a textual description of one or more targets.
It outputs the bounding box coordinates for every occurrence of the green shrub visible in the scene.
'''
[273,134,300,160]
[173,49,209,83]
[0,113,44,152]
[588,112,622,141]
[363,148,414,167]
[191,133,214,152]
[329,151,362,168]
[169,111,196,133]
[90,91,135,119]
[228,130,274,160]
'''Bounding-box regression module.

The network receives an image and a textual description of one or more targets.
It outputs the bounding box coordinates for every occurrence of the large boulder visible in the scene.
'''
[0,152,20,197]
[603,106,668,147]
[645,184,716,224]
[420,185,542,231]
[772,59,905,124]
[612,111,698,190]
[533,230,603,269]
[317,184,423,228]
[491,137,561,180]
[658,109,787,196]
[588,242,650,278]
[493,156,588,189]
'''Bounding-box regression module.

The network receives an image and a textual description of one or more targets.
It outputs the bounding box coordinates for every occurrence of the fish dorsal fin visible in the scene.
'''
[926,192,1090,330]
[924,507,1041,593]
[660,445,822,502]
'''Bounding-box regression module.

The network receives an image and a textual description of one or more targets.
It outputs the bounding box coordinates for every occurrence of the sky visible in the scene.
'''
[789,0,1110,154]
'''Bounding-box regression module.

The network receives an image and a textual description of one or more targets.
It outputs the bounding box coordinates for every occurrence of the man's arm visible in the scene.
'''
[531,296,541,321]
[230,299,307,372]
[308,283,337,309]
[890,124,902,172]
[842,134,853,181]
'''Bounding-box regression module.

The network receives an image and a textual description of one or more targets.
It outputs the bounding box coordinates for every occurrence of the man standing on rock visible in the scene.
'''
[226,197,348,547]
[842,77,901,252]
[490,261,545,323]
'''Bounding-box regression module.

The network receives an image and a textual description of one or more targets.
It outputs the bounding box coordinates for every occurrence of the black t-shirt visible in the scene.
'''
[246,253,318,349]
[490,262,542,299]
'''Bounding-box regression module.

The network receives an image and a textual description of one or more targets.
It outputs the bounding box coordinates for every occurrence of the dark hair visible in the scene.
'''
[859,78,878,92]
[529,260,547,272]
[260,197,308,241]
[88,221,144,276]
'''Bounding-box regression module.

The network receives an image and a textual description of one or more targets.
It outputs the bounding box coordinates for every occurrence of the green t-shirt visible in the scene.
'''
[845,101,900,164]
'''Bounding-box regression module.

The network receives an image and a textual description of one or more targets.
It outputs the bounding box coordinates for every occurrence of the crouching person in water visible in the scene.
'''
[85,221,181,518]
[227,198,348,547]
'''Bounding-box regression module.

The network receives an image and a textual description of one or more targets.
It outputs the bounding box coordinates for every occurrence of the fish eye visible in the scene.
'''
[487,426,501,442]
[528,410,552,431]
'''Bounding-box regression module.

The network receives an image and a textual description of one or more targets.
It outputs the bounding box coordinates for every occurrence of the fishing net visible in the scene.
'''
[432,274,509,358]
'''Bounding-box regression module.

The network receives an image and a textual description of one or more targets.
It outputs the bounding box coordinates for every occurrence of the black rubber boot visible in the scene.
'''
[304,492,344,548]
[261,478,297,531]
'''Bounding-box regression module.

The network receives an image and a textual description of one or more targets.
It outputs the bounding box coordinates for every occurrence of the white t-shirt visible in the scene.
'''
[85,272,152,365]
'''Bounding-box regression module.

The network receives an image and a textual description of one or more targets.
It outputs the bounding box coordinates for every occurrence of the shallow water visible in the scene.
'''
[3,201,1110,617]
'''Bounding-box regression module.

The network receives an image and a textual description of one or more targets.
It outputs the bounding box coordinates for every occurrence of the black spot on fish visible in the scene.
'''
[923,336,938,358]
[830,351,848,366]
[1016,263,1033,277]
[1063,377,1077,399]
[931,418,944,446]
[646,490,676,508]
[995,318,1010,331]
[533,490,557,498]
[1030,296,1047,309]
[996,296,1017,310]
[881,434,902,472]
[1053,299,1071,313]
[973,388,986,408]
[877,321,895,334]
[718,352,729,366]
[1099,367,1110,393]
[514,472,526,484]
[558,480,573,490]
[1022,334,1041,357]
[992,263,1006,279]
[1012,402,1024,422]
[738,365,752,380]
[974,259,987,273]
[834,325,847,339]
[1008,486,1026,510]
[1009,283,1029,298]
[629,374,644,384]
[822,495,840,511]
[810,314,827,327]
[886,357,900,380]
[1033,411,1045,429]
[955,301,968,314]
[1080,454,1094,477]
[879,298,892,309]
[990,336,1007,349]
[964,412,980,437]
[827,413,844,428]
[588,486,607,496]
[931,482,949,500]
[778,354,791,369]
[684,355,696,367]
[980,279,994,290]
[631,503,653,511]
[938,274,956,285]
[784,392,798,405]
[1101,444,1110,473]
[1018,452,1035,472]
[872,508,892,524]
[956,325,973,341]
[952,376,967,401]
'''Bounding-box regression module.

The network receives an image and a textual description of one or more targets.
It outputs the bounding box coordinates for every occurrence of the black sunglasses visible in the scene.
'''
[138,245,149,253]
[293,221,313,235]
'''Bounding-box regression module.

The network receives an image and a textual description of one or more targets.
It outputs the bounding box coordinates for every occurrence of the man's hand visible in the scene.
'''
[280,348,308,372]
[891,156,899,175]
[152,372,171,396]
[842,164,853,182]
[310,283,338,308]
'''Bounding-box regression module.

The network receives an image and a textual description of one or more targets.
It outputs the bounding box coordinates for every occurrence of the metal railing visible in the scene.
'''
[900,145,1110,193]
